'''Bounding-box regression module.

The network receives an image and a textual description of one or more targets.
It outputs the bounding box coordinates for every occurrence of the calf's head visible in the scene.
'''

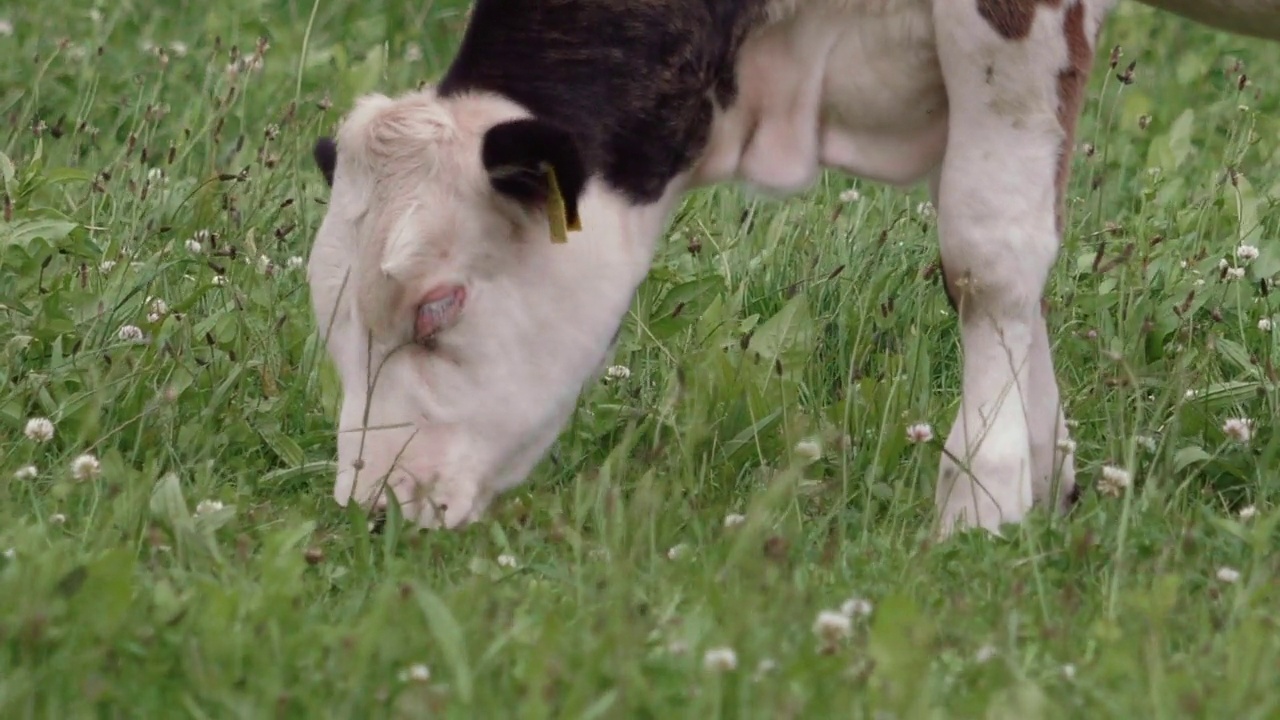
[307,90,672,528]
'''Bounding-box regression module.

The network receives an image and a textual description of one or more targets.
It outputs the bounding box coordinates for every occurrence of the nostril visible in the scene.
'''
[367,509,388,535]
[1065,482,1083,509]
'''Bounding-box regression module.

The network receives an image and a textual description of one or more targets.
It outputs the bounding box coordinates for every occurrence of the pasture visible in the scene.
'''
[3,0,1280,716]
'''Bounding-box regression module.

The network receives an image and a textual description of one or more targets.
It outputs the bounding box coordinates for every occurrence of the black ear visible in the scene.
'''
[481,119,586,228]
[313,137,337,187]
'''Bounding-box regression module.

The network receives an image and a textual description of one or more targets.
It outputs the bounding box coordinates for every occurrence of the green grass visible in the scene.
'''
[3,1,1280,717]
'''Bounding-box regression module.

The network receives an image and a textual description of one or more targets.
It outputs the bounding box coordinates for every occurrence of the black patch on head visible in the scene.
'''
[313,137,337,187]
[482,118,586,227]
[437,0,770,204]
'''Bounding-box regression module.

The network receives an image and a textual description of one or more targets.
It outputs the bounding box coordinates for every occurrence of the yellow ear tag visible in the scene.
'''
[542,163,581,244]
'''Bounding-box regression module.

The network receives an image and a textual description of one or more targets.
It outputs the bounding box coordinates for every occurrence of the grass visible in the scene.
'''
[2,0,1280,717]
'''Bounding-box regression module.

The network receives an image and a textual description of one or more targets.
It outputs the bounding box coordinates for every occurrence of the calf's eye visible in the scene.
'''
[415,284,467,344]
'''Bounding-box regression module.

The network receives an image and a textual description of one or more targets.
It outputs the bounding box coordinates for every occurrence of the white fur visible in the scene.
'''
[696,0,946,191]
[309,0,1279,536]
[309,90,680,527]
[926,2,1086,535]
[705,0,1100,536]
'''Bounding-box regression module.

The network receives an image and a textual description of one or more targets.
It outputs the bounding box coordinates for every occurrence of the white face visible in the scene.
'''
[307,89,677,528]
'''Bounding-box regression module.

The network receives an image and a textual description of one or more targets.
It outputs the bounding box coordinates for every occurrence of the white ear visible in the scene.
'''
[333,93,396,181]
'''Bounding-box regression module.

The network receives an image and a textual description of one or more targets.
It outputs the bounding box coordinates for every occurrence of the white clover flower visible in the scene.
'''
[666,543,689,561]
[839,188,861,203]
[1238,505,1258,520]
[496,553,519,569]
[723,513,747,529]
[752,657,778,681]
[1236,244,1259,263]
[605,365,630,380]
[117,325,145,343]
[1219,258,1231,270]
[71,453,101,481]
[147,297,168,319]
[24,417,55,442]
[286,255,305,270]
[1259,318,1273,333]
[397,663,431,683]
[0,19,12,37]
[256,255,274,274]
[49,513,67,525]
[906,423,934,444]
[840,597,873,618]
[916,201,935,218]
[813,610,852,643]
[1056,438,1077,454]
[1098,465,1131,497]
[793,438,822,462]
[1222,418,1253,444]
[702,647,738,672]
[1216,566,1241,584]
[100,260,117,272]
[195,499,224,516]
[13,465,38,480]
[185,238,203,253]
[1226,266,1246,280]
[974,644,998,663]
[212,275,228,286]
[1135,435,1157,453]
[1062,664,1077,680]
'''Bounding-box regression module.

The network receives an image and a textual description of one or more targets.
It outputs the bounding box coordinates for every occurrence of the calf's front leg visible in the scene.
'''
[930,0,1102,536]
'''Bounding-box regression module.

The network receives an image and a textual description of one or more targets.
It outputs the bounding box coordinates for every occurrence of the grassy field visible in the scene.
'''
[3,0,1280,717]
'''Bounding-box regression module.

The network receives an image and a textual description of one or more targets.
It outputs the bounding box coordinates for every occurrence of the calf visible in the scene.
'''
[307,0,1280,537]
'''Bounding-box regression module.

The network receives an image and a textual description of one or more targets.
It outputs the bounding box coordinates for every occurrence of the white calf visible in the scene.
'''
[307,0,1280,536]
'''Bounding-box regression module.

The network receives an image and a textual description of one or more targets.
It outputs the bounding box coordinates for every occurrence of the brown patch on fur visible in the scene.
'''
[1054,1,1093,235]
[977,0,1062,40]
